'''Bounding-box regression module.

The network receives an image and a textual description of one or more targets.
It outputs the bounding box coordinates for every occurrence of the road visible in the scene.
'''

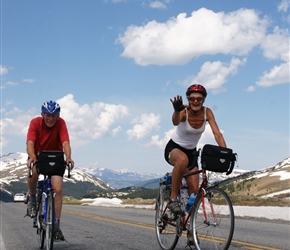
[1,202,289,250]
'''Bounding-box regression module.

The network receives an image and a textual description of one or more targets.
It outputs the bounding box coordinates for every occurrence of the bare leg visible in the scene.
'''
[169,149,189,198]
[27,166,39,195]
[51,176,63,220]
[185,167,199,195]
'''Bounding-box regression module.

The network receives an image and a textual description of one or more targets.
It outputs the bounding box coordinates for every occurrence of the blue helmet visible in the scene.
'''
[41,101,61,114]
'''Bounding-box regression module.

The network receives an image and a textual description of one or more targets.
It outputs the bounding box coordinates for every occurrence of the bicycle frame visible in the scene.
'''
[40,177,56,226]
[156,169,233,245]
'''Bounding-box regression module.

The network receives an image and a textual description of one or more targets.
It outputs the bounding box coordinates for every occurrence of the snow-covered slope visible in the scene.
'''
[0,152,113,195]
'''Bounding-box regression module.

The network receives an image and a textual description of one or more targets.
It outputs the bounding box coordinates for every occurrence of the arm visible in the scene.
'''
[26,140,37,167]
[206,108,227,147]
[63,141,74,169]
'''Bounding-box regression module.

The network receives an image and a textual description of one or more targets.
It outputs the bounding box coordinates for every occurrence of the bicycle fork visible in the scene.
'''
[42,192,56,230]
[201,189,218,226]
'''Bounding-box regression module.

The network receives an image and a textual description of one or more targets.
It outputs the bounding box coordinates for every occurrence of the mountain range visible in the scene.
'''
[0,152,113,200]
[1,152,289,201]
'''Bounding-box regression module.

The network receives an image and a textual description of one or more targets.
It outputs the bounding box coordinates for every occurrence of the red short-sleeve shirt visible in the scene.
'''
[27,117,70,153]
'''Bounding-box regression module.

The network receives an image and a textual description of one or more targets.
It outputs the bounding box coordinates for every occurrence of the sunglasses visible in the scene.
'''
[188,97,204,102]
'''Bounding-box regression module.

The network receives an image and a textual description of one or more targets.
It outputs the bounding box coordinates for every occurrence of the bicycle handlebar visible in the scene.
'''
[28,161,72,178]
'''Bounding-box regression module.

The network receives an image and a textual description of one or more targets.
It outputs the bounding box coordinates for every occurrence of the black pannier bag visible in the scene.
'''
[201,144,237,175]
[37,151,66,176]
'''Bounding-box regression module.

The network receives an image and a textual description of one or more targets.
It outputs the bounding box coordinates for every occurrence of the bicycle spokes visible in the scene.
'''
[191,187,234,250]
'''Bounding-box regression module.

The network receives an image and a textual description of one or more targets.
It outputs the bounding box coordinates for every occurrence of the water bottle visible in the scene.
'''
[186,193,196,212]
[179,186,189,211]
[166,175,172,185]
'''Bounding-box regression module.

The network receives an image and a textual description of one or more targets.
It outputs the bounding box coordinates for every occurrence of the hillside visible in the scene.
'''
[219,157,290,206]
[0,152,114,200]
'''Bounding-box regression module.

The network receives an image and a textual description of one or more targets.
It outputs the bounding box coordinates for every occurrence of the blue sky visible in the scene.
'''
[1,0,289,174]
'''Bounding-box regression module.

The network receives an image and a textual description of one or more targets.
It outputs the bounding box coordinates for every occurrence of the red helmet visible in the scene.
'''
[186,84,207,97]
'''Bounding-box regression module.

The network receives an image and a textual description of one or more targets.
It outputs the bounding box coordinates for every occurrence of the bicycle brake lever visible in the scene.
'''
[67,162,72,178]
[29,162,34,178]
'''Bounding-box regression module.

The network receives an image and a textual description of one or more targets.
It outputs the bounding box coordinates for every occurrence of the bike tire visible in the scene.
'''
[45,190,55,250]
[37,190,45,249]
[155,185,179,250]
[190,186,235,250]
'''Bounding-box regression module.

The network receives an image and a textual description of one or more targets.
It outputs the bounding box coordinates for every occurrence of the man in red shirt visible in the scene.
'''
[26,100,74,241]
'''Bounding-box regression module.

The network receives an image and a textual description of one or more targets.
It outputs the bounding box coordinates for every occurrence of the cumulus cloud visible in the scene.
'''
[147,128,175,149]
[256,62,290,87]
[261,27,289,62]
[183,57,247,93]
[1,107,36,138]
[117,8,267,66]
[1,94,129,149]
[127,113,161,140]
[57,94,129,140]
[248,27,290,91]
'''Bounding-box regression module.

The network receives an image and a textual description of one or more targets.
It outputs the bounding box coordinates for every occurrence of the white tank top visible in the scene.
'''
[171,107,207,150]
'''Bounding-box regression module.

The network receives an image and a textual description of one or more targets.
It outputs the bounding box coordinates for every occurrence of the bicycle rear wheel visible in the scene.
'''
[37,190,45,249]
[155,185,179,250]
[190,186,234,250]
[45,190,55,250]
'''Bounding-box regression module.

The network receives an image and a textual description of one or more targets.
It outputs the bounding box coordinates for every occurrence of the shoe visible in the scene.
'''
[54,228,65,241]
[33,217,37,228]
[27,200,36,218]
[168,198,182,215]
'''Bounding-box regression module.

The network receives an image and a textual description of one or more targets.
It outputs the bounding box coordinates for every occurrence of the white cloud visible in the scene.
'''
[246,85,256,92]
[117,8,267,66]
[183,57,247,93]
[1,108,36,138]
[127,113,161,140]
[256,62,290,87]
[1,94,130,149]
[150,1,166,9]
[277,0,290,12]
[23,78,35,83]
[0,65,8,75]
[5,81,19,87]
[261,27,289,62]
[57,94,129,140]
[248,27,290,90]
[147,128,175,149]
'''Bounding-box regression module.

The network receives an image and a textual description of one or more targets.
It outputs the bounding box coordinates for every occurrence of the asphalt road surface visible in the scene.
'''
[1,202,289,250]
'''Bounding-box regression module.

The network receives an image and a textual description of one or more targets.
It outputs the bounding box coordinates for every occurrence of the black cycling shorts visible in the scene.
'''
[164,139,198,169]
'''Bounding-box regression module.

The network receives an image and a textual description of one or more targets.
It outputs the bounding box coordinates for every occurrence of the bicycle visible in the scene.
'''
[29,151,71,250]
[155,144,237,250]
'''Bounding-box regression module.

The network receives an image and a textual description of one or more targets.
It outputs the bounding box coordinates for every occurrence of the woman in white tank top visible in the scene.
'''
[164,84,227,216]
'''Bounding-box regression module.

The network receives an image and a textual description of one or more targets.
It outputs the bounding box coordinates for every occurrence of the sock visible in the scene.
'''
[55,220,60,229]
[30,194,36,202]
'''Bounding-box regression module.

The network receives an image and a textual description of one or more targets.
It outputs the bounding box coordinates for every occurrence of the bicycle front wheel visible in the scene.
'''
[155,185,179,250]
[190,186,234,250]
[45,190,55,250]
[37,190,45,249]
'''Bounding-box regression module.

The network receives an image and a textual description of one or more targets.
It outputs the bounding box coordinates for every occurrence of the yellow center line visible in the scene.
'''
[62,209,282,250]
